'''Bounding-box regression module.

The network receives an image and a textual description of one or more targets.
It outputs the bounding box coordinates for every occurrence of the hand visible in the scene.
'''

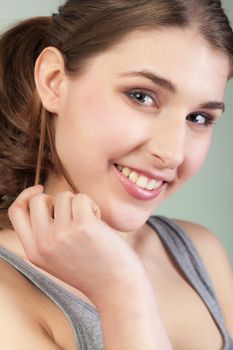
[8,186,173,349]
[8,186,147,305]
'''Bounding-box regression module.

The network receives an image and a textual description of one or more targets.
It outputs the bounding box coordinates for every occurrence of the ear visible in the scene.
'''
[34,47,66,113]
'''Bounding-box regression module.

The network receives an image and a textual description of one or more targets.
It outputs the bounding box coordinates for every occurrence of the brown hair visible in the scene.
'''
[0,0,233,229]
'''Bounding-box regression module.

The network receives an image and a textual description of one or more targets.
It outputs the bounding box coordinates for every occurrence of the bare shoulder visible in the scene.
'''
[0,257,68,349]
[0,229,77,349]
[173,219,233,337]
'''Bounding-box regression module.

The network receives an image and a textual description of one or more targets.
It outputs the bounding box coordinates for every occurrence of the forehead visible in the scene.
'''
[83,28,229,99]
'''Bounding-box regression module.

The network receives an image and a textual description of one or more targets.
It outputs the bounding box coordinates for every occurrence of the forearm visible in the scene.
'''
[97,278,172,350]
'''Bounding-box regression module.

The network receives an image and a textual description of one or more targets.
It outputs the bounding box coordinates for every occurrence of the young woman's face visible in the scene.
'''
[51,28,229,232]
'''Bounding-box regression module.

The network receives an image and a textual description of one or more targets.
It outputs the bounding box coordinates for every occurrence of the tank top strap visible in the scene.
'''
[0,246,103,350]
[147,215,233,350]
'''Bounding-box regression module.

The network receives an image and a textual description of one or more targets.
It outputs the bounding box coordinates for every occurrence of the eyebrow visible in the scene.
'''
[118,70,177,93]
[198,101,225,113]
[118,70,225,112]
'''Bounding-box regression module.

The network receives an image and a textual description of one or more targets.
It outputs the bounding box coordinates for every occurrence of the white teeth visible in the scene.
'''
[116,164,163,191]
[122,167,131,177]
[146,180,158,190]
[136,176,148,189]
[129,171,138,184]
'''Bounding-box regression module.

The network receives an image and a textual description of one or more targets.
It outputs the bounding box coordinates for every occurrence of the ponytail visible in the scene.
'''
[0,17,52,229]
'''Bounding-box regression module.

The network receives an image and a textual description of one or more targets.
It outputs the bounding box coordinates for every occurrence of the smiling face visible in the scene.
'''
[43,27,229,232]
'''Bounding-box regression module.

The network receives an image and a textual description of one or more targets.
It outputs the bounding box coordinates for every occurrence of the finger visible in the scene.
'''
[8,185,43,250]
[72,193,101,221]
[53,191,74,227]
[29,193,55,235]
[11,185,44,208]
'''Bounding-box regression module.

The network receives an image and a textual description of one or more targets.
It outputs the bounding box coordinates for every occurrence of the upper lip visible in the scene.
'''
[114,163,174,183]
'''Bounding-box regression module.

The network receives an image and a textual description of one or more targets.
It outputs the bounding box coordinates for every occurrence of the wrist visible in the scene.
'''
[94,271,158,312]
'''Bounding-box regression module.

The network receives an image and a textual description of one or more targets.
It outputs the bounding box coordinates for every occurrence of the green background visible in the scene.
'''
[0,0,232,263]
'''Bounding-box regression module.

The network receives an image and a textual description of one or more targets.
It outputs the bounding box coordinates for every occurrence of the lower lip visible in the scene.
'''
[112,164,166,201]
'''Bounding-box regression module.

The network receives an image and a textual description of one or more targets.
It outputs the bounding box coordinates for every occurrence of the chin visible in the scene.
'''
[101,206,151,233]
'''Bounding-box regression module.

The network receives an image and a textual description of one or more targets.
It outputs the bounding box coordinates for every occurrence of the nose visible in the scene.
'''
[147,118,186,170]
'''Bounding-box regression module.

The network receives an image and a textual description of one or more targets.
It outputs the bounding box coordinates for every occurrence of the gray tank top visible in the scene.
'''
[0,215,232,350]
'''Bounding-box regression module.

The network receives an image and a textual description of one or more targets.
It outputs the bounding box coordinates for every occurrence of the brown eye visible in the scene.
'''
[127,90,156,107]
[186,112,216,127]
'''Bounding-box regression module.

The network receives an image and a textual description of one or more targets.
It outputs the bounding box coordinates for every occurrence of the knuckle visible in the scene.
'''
[7,204,14,217]
[56,224,92,242]
[73,193,93,207]
[36,238,53,257]
[57,191,74,200]
[56,225,74,241]
[8,201,21,217]
[77,223,92,238]
[56,230,68,245]
[75,192,89,200]
[29,192,44,204]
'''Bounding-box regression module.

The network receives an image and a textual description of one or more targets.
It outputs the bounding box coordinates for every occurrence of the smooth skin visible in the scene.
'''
[0,27,233,349]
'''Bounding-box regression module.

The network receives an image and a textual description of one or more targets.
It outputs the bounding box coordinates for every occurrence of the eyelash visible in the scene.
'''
[126,89,158,108]
[125,89,217,127]
[186,113,216,127]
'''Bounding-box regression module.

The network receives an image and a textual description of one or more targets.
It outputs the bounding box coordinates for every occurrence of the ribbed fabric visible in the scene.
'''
[0,247,103,350]
[0,215,232,349]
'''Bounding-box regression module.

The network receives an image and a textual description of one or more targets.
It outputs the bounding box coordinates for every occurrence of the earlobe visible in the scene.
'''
[34,47,65,113]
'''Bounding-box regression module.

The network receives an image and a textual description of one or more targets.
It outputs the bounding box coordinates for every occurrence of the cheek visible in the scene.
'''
[59,83,146,156]
[54,87,131,166]
[180,136,212,180]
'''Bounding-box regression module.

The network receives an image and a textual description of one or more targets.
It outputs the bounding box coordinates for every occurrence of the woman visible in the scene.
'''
[0,0,232,349]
